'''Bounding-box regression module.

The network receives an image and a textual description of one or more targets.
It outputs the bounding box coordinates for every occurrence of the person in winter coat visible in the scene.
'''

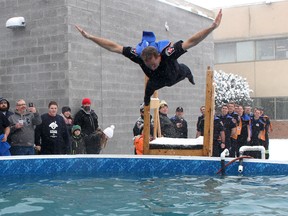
[133,103,154,137]
[60,106,73,135]
[74,98,99,136]
[8,99,42,155]
[0,112,10,156]
[74,98,99,154]
[0,98,14,118]
[170,106,188,138]
[159,100,179,138]
[35,101,70,154]
[85,125,115,154]
[71,125,86,154]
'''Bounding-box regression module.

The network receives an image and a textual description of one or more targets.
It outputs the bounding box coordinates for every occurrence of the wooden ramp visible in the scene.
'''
[143,66,215,156]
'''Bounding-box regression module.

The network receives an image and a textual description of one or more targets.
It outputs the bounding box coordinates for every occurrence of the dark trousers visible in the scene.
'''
[10,146,35,155]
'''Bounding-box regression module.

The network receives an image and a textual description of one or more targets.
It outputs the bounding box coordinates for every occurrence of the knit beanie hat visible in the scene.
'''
[82,98,91,105]
[0,98,7,103]
[72,125,81,134]
[103,125,115,138]
[159,100,168,108]
[62,106,71,114]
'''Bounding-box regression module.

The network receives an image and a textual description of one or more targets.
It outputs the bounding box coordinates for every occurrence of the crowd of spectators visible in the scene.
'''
[0,97,115,156]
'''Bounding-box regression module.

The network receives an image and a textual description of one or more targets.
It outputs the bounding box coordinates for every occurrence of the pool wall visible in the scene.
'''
[1,155,288,177]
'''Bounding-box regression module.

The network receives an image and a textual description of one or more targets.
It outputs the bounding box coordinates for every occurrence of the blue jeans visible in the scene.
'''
[10,146,35,155]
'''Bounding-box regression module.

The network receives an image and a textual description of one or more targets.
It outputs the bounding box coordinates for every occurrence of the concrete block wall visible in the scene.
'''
[0,0,69,112]
[0,0,215,154]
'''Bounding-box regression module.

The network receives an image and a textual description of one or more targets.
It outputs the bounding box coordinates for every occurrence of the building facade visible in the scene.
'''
[213,1,288,122]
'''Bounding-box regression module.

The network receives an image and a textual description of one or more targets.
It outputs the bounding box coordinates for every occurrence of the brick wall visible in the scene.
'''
[270,121,288,139]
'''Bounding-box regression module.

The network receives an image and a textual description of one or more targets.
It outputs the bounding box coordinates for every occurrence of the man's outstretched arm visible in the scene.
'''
[75,25,123,54]
[182,9,222,50]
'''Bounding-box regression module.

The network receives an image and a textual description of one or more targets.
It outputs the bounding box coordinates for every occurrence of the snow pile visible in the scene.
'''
[150,136,203,146]
[269,139,288,161]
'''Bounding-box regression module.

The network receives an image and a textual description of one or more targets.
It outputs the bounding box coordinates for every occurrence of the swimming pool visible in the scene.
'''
[0,155,288,177]
[1,155,288,215]
[1,175,288,215]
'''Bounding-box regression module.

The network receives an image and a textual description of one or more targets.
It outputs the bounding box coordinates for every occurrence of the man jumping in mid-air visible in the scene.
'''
[75,9,222,106]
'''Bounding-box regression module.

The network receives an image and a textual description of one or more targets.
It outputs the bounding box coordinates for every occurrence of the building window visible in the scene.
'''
[256,39,275,60]
[276,38,288,59]
[215,43,235,63]
[252,97,288,120]
[276,98,288,119]
[215,37,288,64]
[236,41,255,62]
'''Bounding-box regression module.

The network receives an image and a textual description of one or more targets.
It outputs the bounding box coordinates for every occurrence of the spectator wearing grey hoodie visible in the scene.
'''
[8,99,42,155]
[0,98,14,118]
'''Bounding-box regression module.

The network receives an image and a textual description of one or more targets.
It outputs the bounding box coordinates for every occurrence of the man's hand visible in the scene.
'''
[75,25,91,39]
[34,145,41,152]
[15,122,24,129]
[212,9,222,29]
[28,107,37,113]
[182,9,223,50]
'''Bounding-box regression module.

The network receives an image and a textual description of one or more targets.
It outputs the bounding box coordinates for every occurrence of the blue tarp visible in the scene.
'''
[0,134,11,156]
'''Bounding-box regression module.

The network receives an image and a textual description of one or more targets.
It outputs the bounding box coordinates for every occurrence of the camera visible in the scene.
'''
[28,102,34,107]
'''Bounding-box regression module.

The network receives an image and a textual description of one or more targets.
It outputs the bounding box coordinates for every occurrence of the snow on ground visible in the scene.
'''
[269,139,288,161]
[150,137,287,161]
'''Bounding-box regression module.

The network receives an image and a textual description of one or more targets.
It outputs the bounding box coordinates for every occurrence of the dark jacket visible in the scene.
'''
[71,133,86,154]
[170,115,188,138]
[123,41,190,105]
[133,115,154,136]
[85,129,105,154]
[196,114,205,136]
[74,108,99,136]
[251,117,265,146]
[159,112,179,138]
[0,112,10,135]
[35,113,70,154]
[218,114,236,148]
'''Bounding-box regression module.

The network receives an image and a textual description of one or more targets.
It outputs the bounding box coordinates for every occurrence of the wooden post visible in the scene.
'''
[143,104,151,154]
[143,76,150,155]
[152,92,159,139]
[203,66,215,156]
[157,112,161,137]
[143,75,161,154]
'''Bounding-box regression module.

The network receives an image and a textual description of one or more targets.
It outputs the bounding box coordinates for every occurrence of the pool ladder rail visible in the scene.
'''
[217,146,265,175]
[238,146,266,173]
[219,149,229,175]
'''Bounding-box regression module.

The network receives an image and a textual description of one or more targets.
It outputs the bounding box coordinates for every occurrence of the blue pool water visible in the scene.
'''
[1,174,288,215]
[1,155,288,215]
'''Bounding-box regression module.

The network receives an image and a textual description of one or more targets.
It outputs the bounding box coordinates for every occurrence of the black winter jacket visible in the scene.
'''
[74,108,99,136]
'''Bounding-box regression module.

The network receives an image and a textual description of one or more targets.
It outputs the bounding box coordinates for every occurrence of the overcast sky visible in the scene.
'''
[186,0,283,9]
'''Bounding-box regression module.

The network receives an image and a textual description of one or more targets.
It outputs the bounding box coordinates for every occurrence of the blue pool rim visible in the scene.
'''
[0,155,288,178]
